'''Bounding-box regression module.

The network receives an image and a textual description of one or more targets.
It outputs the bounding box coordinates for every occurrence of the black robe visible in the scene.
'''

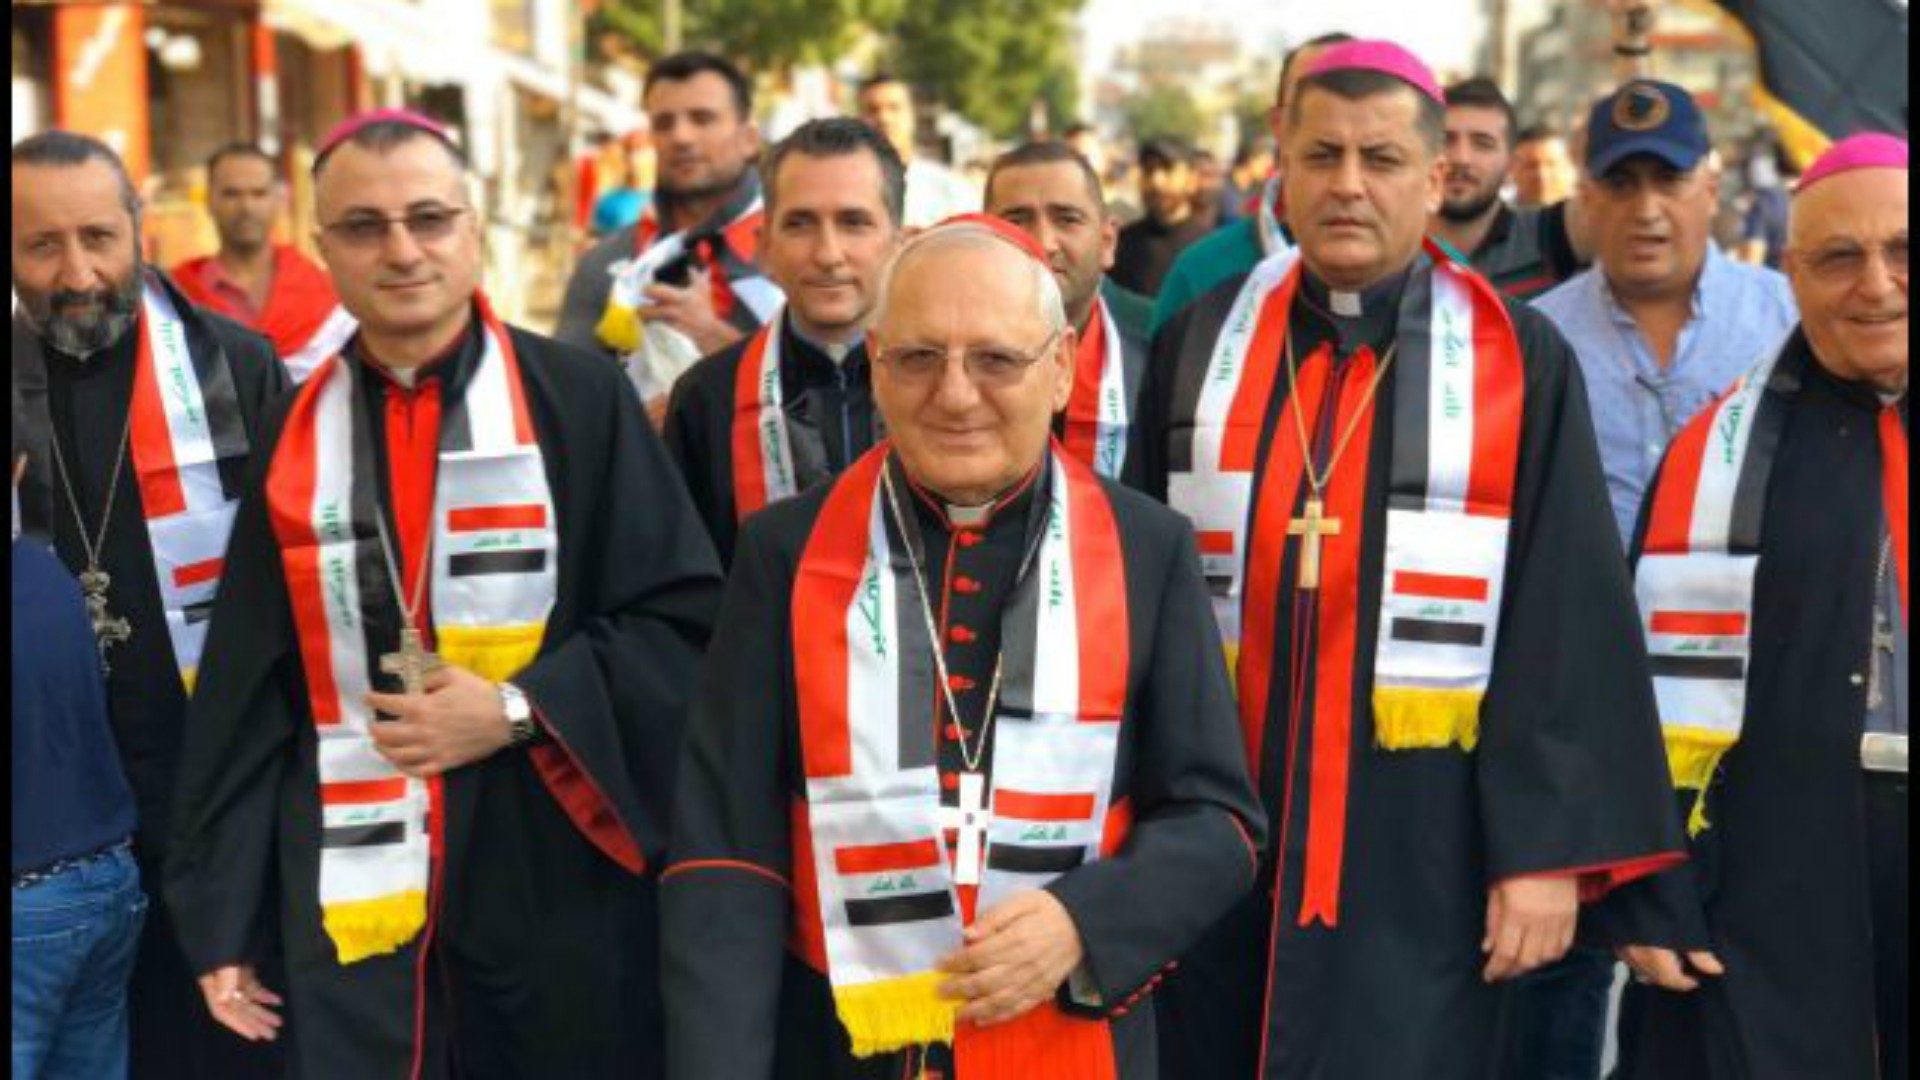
[13,275,290,1080]
[164,316,724,1078]
[662,315,879,566]
[661,453,1267,1078]
[1129,263,1685,1079]
[1596,335,1909,1079]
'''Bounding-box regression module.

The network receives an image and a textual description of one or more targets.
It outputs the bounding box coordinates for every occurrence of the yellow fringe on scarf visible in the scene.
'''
[437,623,546,684]
[1664,726,1737,837]
[834,971,957,1058]
[324,890,427,964]
[595,301,644,355]
[1372,687,1483,752]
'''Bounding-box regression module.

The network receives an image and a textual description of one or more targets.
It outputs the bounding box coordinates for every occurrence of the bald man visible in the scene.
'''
[1600,134,1909,1079]
[661,217,1264,1078]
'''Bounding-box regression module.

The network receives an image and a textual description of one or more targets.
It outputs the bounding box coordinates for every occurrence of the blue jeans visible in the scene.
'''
[1502,945,1616,1080]
[11,847,147,1080]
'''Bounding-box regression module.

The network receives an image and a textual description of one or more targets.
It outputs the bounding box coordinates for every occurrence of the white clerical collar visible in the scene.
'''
[788,317,864,366]
[1329,290,1364,318]
[385,364,422,390]
[945,502,993,527]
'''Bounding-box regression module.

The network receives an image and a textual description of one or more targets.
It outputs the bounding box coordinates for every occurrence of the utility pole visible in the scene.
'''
[664,0,683,52]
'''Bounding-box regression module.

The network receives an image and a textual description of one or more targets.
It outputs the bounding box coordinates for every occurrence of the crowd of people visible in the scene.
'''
[10,27,1907,1080]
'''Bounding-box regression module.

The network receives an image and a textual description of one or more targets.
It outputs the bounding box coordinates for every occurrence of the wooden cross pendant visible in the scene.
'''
[938,772,993,886]
[1287,496,1343,591]
[379,626,445,697]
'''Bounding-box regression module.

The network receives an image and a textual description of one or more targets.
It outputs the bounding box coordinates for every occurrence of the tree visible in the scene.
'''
[592,0,904,72]
[881,0,1085,138]
[1124,84,1203,144]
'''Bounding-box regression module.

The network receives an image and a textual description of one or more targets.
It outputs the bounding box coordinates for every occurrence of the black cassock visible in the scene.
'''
[662,314,880,566]
[1129,266,1684,1079]
[661,456,1266,1078]
[1598,336,1909,1079]
[13,279,290,1080]
[164,321,724,1078]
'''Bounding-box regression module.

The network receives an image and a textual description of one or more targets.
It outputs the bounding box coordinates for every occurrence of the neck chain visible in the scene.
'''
[47,406,136,668]
[373,509,434,635]
[1284,331,1398,498]
[879,464,1048,774]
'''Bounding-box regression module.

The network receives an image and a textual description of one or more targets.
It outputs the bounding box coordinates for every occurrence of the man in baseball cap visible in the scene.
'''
[1112,136,1210,298]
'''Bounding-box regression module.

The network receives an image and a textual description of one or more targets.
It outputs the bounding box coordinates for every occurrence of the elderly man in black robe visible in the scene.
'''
[1604,132,1910,1080]
[661,215,1265,1078]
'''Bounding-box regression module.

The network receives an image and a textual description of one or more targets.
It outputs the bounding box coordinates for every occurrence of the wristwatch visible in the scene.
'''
[498,682,538,747]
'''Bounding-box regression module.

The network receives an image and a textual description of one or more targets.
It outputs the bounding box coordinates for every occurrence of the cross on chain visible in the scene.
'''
[379,626,445,696]
[1287,496,1343,591]
[936,772,992,886]
[78,568,132,673]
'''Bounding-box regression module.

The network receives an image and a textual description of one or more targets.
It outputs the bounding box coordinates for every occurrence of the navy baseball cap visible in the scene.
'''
[1585,80,1711,177]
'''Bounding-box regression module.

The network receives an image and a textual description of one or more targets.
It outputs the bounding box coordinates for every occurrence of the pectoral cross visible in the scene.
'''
[1867,607,1897,710]
[78,567,132,674]
[937,772,992,886]
[379,626,445,697]
[1287,496,1342,591]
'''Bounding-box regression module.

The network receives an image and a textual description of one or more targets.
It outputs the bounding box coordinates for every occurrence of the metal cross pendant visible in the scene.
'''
[78,567,132,673]
[379,626,445,696]
[1287,496,1343,591]
[938,772,992,886]
[1867,608,1897,710]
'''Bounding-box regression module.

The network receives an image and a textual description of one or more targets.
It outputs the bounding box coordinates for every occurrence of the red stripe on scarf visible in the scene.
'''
[322,778,409,804]
[1197,530,1237,555]
[833,839,944,876]
[792,447,891,780]
[1061,304,1110,468]
[1236,344,1333,781]
[1060,444,1131,719]
[477,296,538,446]
[129,312,188,518]
[1298,348,1380,929]
[1882,405,1909,620]
[1643,395,1723,554]
[266,364,345,725]
[1649,611,1748,636]
[1457,258,1527,516]
[1221,270,1301,471]
[731,326,776,521]
[447,505,548,532]
[995,790,1097,822]
[172,557,225,588]
[1392,570,1488,601]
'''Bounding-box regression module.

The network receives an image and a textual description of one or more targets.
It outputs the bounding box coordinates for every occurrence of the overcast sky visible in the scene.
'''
[1079,0,1489,80]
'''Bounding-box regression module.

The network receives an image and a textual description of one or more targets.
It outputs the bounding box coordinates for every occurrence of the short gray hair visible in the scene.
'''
[871,223,1067,336]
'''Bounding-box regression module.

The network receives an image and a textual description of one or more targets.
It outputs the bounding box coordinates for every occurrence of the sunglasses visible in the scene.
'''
[322,205,470,249]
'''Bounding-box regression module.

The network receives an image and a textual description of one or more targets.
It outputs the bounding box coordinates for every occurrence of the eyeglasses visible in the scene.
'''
[1800,237,1909,285]
[321,205,470,249]
[876,330,1062,388]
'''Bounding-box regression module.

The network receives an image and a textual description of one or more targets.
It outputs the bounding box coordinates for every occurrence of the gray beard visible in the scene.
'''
[22,275,142,360]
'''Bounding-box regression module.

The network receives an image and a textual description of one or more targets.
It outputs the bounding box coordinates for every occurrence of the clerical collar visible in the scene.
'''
[354,312,478,392]
[901,456,1046,535]
[1298,264,1413,356]
[786,315,864,367]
